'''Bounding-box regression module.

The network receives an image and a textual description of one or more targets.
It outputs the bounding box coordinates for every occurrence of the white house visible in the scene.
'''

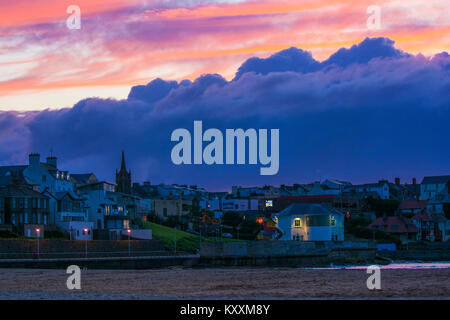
[222,198,259,211]
[276,203,344,241]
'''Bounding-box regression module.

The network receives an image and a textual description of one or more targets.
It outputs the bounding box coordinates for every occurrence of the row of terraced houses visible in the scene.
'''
[0,152,449,243]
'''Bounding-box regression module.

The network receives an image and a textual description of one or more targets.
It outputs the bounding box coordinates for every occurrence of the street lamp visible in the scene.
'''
[199,218,202,253]
[35,228,40,258]
[127,229,131,256]
[174,226,177,255]
[83,228,88,258]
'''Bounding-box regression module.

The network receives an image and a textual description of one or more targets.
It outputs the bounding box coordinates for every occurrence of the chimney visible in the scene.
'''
[412,178,416,185]
[395,177,400,186]
[46,156,57,168]
[28,153,40,168]
[143,181,150,186]
[133,182,139,188]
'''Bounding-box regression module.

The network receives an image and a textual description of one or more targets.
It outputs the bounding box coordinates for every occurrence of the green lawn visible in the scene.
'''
[143,221,239,253]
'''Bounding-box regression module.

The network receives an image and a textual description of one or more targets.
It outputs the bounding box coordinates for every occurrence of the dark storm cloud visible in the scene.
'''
[0,37,449,189]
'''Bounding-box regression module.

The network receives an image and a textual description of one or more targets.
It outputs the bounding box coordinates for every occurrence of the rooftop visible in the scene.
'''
[421,175,450,184]
[277,203,343,217]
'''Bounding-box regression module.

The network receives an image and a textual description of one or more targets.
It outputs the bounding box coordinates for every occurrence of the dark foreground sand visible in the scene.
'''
[0,267,449,299]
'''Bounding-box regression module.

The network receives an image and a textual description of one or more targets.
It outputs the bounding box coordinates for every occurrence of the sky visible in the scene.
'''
[0,0,449,190]
[0,0,449,110]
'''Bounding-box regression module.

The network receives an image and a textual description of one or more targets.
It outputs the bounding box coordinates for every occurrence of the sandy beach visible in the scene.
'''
[0,266,449,299]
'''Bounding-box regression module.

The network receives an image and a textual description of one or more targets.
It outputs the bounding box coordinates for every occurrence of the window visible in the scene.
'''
[42,175,46,182]
[293,218,301,227]
[330,216,336,227]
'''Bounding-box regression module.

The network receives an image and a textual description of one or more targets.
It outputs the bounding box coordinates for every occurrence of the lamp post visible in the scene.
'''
[83,228,88,258]
[36,228,40,258]
[174,226,177,255]
[127,229,131,256]
[199,219,202,253]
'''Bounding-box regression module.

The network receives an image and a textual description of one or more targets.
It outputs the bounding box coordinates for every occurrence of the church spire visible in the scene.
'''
[120,150,127,173]
[116,151,131,194]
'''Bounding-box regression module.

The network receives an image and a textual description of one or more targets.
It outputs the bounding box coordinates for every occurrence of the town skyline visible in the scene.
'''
[1,150,448,193]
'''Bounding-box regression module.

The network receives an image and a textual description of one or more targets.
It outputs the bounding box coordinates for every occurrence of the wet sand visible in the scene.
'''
[0,267,449,299]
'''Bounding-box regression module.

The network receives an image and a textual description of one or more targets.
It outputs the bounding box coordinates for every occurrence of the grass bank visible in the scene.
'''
[143,221,238,253]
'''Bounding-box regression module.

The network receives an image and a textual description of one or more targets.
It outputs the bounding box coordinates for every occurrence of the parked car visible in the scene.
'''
[222,233,233,238]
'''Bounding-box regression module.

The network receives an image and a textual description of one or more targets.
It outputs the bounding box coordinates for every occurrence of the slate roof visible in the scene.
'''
[71,173,97,184]
[52,190,83,201]
[421,175,450,184]
[0,185,48,199]
[277,203,344,217]
[369,216,418,234]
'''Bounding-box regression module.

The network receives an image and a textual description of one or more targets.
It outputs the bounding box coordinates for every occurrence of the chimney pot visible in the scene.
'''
[412,178,416,185]
[395,177,400,186]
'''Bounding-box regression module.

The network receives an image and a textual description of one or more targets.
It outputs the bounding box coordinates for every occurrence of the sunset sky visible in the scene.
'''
[1,0,449,111]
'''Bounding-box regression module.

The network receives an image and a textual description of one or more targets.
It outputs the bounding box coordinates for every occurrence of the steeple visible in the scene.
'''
[120,151,127,173]
[116,151,131,194]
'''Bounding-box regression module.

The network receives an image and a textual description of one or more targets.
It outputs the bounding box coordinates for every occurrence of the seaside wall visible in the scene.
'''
[380,248,450,261]
[200,241,377,267]
[0,239,166,259]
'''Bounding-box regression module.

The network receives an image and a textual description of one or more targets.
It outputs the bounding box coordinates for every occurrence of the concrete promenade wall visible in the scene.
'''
[200,241,377,267]
[200,240,374,258]
[0,239,166,259]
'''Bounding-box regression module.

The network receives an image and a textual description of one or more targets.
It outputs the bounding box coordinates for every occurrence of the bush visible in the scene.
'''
[345,217,372,234]
[351,226,401,246]
[44,229,68,239]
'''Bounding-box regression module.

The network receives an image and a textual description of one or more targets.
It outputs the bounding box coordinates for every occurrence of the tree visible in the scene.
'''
[367,198,400,217]
[239,219,262,240]
[222,212,242,228]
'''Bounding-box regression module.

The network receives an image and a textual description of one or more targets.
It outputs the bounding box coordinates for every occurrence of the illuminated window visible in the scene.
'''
[330,216,336,227]
[293,218,302,227]
[265,200,273,208]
